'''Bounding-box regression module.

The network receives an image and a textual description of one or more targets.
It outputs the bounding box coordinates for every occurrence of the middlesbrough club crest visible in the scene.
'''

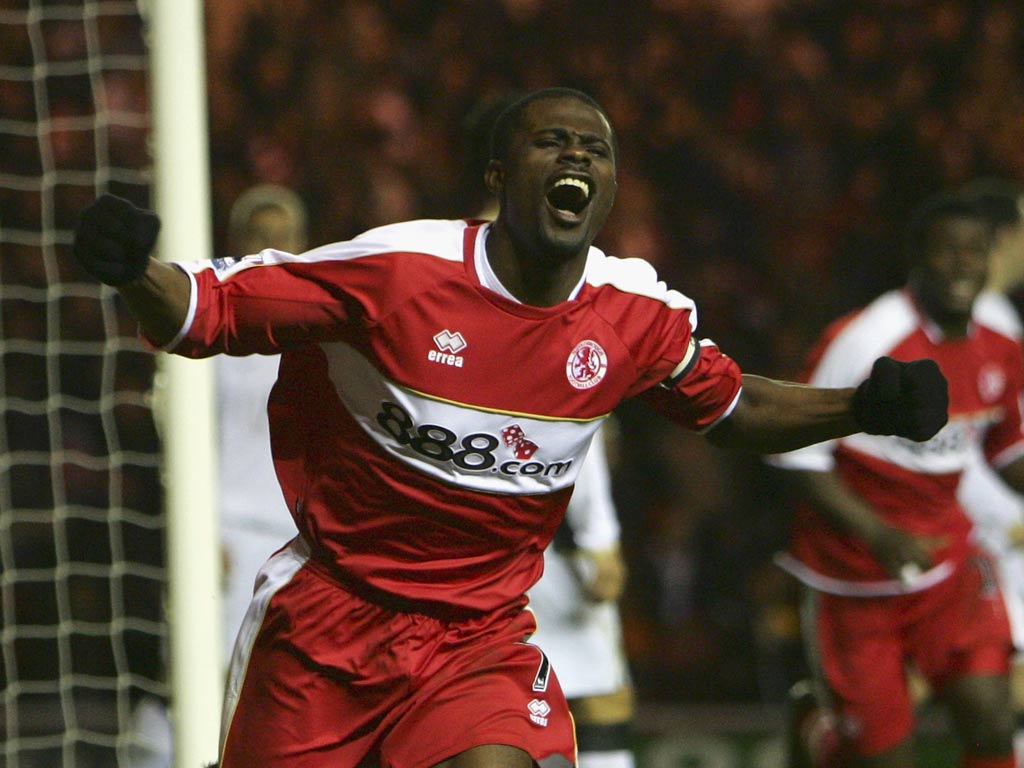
[978,363,1006,404]
[566,340,607,390]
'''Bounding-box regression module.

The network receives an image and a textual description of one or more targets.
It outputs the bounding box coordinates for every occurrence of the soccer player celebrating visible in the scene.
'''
[774,190,1022,768]
[73,88,947,768]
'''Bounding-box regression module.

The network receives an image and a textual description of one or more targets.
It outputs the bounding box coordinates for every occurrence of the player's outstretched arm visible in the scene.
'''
[706,356,948,453]
[74,194,190,346]
[789,468,944,580]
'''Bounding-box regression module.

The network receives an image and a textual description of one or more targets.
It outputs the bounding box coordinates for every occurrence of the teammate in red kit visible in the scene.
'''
[72,88,948,768]
[773,190,1022,768]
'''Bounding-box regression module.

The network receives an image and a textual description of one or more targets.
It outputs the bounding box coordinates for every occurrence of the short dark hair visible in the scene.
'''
[488,87,617,163]
[959,177,1024,232]
[904,190,987,260]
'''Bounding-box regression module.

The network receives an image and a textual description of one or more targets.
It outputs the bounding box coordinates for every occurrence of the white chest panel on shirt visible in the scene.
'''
[324,340,602,494]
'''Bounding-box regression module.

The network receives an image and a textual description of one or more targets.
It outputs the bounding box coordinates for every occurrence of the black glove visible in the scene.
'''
[853,356,948,441]
[73,194,161,286]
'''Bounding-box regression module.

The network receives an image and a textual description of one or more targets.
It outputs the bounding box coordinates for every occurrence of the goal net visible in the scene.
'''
[0,2,168,766]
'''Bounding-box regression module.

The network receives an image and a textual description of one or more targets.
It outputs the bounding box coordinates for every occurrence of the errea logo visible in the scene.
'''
[429,329,467,367]
[527,699,551,727]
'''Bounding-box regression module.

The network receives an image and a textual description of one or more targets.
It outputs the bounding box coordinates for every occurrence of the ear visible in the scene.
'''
[484,159,504,196]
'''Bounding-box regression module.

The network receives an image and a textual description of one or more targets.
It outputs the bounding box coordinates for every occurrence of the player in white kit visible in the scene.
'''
[528,423,635,768]
[217,185,308,664]
[955,178,1024,754]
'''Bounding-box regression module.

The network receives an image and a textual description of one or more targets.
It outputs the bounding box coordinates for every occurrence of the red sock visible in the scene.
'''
[960,755,1015,768]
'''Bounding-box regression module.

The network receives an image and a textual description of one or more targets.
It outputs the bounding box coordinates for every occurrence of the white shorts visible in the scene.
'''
[527,546,631,699]
[958,459,1024,653]
[221,523,295,664]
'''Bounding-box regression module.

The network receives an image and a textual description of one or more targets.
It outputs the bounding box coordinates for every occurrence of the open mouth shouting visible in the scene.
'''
[546,174,592,224]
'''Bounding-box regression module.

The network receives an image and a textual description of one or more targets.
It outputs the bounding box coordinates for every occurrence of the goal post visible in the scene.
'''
[0,2,222,766]
[145,0,223,766]
[0,2,172,766]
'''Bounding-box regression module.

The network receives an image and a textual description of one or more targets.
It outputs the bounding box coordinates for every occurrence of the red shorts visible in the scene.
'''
[807,548,1012,756]
[220,542,577,768]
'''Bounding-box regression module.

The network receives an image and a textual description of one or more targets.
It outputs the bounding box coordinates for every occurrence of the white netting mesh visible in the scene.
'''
[0,2,167,766]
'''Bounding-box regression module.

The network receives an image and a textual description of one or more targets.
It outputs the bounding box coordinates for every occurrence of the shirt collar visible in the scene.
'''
[474,223,587,304]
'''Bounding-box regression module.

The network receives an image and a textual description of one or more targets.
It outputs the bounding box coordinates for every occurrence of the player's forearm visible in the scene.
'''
[707,374,860,453]
[790,469,886,544]
[117,258,191,347]
[577,547,626,602]
[792,468,938,576]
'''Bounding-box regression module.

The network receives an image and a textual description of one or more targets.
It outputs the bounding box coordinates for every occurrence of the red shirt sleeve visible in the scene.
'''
[639,341,743,432]
[163,251,391,358]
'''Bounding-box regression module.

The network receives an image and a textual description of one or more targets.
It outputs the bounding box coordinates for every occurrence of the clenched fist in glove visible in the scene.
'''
[853,356,948,441]
[73,194,161,286]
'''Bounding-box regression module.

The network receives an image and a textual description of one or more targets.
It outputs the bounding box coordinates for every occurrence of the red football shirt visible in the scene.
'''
[166,219,743,613]
[774,288,1024,593]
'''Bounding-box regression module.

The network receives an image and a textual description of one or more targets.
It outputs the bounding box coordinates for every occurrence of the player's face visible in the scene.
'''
[489,98,617,262]
[912,215,991,328]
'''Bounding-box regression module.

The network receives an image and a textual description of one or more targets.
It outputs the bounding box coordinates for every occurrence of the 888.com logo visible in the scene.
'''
[375,401,574,478]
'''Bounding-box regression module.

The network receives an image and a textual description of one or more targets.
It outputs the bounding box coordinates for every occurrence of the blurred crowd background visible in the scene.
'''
[3,2,1024,760]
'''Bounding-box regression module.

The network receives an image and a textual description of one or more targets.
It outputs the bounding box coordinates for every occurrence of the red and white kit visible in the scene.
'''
[773,288,1023,754]
[164,219,742,767]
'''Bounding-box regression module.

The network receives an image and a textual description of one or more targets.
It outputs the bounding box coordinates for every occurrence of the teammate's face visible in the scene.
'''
[239,207,305,254]
[488,97,617,262]
[912,215,991,329]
